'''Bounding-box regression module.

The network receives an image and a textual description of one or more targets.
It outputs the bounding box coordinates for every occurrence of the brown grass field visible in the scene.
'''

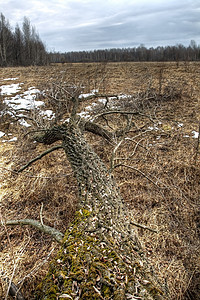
[0,61,200,299]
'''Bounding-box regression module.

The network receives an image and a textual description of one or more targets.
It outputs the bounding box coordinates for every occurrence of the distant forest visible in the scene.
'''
[0,13,48,67]
[50,41,200,63]
[1,12,200,66]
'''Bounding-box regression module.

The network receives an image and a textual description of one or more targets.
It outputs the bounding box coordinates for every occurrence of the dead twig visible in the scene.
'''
[130,220,158,233]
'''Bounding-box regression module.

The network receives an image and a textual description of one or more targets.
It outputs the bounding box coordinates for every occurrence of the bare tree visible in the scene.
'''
[0,13,13,66]
[0,12,48,66]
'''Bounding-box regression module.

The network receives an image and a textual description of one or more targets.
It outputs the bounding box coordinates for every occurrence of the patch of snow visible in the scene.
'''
[19,119,31,127]
[40,110,55,120]
[118,94,131,100]
[5,95,44,110]
[78,111,91,119]
[2,137,17,143]
[0,131,5,138]
[85,103,98,111]
[8,137,17,142]
[148,126,159,131]
[4,77,18,81]
[178,123,183,127]
[0,83,21,95]
[192,131,199,139]
[4,87,44,110]
[63,118,70,123]
[98,98,107,105]
[79,89,98,99]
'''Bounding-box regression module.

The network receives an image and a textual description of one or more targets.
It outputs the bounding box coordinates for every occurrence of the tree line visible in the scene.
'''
[50,41,200,63]
[0,13,48,67]
[1,11,200,66]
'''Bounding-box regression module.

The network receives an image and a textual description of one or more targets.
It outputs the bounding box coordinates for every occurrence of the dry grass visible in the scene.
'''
[0,61,200,299]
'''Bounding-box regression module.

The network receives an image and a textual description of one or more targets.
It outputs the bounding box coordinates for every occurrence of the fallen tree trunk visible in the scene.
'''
[34,120,166,299]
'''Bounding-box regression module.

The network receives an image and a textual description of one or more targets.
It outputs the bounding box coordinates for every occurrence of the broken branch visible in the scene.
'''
[2,219,64,243]
[17,145,63,173]
[130,220,158,233]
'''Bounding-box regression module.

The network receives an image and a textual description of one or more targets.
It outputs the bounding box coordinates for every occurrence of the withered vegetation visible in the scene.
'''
[0,62,200,299]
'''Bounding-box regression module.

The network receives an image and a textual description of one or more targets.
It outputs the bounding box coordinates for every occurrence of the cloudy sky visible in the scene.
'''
[0,0,199,52]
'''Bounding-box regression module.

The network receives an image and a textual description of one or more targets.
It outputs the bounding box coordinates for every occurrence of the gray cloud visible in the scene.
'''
[0,0,199,51]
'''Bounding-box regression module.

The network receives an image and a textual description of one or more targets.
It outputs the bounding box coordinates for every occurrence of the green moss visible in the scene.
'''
[36,207,165,299]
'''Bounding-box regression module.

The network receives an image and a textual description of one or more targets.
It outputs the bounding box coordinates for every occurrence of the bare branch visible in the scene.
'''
[81,119,113,141]
[17,145,63,173]
[110,138,124,170]
[111,163,161,188]
[130,220,158,233]
[92,110,140,121]
[79,93,119,101]
[2,219,64,243]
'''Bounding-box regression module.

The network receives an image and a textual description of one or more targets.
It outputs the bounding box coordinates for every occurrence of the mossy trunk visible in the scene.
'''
[35,121,166,299]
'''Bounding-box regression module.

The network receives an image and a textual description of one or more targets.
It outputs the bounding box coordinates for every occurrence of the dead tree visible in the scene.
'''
[23,114,165,299]
[6,85,167,299]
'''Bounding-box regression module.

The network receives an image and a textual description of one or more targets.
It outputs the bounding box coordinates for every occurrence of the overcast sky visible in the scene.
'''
[0,0,199,52]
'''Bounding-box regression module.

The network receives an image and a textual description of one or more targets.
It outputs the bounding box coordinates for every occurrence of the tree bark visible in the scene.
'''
[35,120,166,299]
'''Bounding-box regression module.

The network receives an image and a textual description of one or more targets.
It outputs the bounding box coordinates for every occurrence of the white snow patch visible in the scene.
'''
[2,136,17,143]
[5,95,44,110]
[79,89,98,99]
[78,111,91,119]
[4,87,44,110]
[85,102,98,111]
[0,131,5,138]
[19,119,31,127]
[8,137,17,142]
[192,131,199,139]
[178,123,183,127]
[63,118,70,123]
[98,98,107,105]
[148,126,159,131]
[1,83,21,95]
[118,94,131,100]
[4,77,18,81]
[40,110,55,120]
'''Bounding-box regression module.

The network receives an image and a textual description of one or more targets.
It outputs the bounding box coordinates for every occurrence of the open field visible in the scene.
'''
[0,62,200,299]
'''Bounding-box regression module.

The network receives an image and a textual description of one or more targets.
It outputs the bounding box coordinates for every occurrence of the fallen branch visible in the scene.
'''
[79,93,119,101]
[130,220,158,233]
[17,145,63,173]
[80,119,113,141]
[110,138,124,170]
[2,219,64,243]
[93,110,140,121]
